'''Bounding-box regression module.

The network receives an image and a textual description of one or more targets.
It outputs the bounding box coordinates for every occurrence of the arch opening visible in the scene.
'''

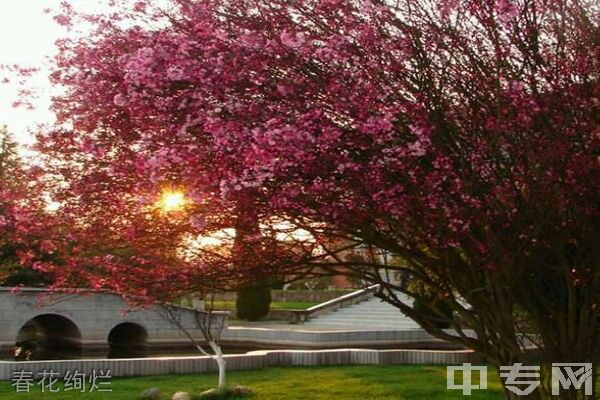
[15,314,82,361]
[107,322,148,358]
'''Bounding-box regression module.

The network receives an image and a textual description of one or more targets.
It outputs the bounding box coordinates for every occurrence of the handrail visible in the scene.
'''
[290,284,380,324]
[304,284,380,313]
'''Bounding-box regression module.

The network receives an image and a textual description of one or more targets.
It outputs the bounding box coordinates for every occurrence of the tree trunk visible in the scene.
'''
[233,193,261,270]
[209,341,226,390]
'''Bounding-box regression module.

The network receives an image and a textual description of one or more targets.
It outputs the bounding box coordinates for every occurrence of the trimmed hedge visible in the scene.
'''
[236,286,272,321]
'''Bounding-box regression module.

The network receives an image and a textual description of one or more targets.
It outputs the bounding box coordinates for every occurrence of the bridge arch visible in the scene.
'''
[107,322,148,358]
[15,314,82,361]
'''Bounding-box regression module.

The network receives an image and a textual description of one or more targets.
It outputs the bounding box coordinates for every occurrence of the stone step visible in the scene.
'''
[327,310,407,316]
[305,319,418,326]
[302,323,420,330]
[350,301,413,308]
[300,295,419,331]
[340,306,402,311]
[307,320,416,327]
[352,302,411,306]
[313,313,412,320]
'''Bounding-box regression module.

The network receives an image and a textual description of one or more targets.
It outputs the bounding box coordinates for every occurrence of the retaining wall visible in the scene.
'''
[222,327,463,348]
[0,348,483,381]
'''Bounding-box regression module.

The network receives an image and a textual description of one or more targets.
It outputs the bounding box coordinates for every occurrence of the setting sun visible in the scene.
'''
[158,190,186,212]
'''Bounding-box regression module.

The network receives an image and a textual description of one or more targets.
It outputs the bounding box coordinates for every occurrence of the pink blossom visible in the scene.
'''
[113,93,127,107]
[166,66,186,81]
[53,14,72,27]
[277,84,294,96]
[133,1,147,12]
[280,30,306,48]
[190,215,206,230]
[407,141,427,156]
[496,0,518,20]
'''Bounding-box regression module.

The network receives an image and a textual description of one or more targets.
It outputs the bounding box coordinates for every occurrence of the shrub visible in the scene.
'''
[236,285,272,321]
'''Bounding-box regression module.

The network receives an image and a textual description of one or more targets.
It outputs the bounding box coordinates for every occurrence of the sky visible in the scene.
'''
[0,1,65,145]
[0,1,172,148]
[0,1,120,147]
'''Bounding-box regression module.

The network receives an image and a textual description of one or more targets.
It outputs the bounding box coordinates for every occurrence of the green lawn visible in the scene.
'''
[212,301,319,310]
[0,365,505,399]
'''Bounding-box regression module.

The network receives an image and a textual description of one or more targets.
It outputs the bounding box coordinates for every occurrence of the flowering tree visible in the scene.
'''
[0,127,55,286]
[30,0,599,398]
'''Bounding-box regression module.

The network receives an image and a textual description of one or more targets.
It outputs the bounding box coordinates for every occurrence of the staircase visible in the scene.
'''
[302,295,420,331]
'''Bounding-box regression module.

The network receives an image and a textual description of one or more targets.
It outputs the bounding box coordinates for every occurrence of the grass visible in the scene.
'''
[212,301,320,310]
[0,365,505,399]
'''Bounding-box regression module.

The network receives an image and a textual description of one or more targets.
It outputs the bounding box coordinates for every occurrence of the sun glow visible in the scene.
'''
[158,190,186,212]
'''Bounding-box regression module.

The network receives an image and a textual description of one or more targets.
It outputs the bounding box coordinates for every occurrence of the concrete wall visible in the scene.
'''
[221,327,470,349]
[0,348,483,380]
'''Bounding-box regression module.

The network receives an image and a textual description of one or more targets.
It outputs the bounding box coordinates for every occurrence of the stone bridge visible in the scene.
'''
[0,288,225,361]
